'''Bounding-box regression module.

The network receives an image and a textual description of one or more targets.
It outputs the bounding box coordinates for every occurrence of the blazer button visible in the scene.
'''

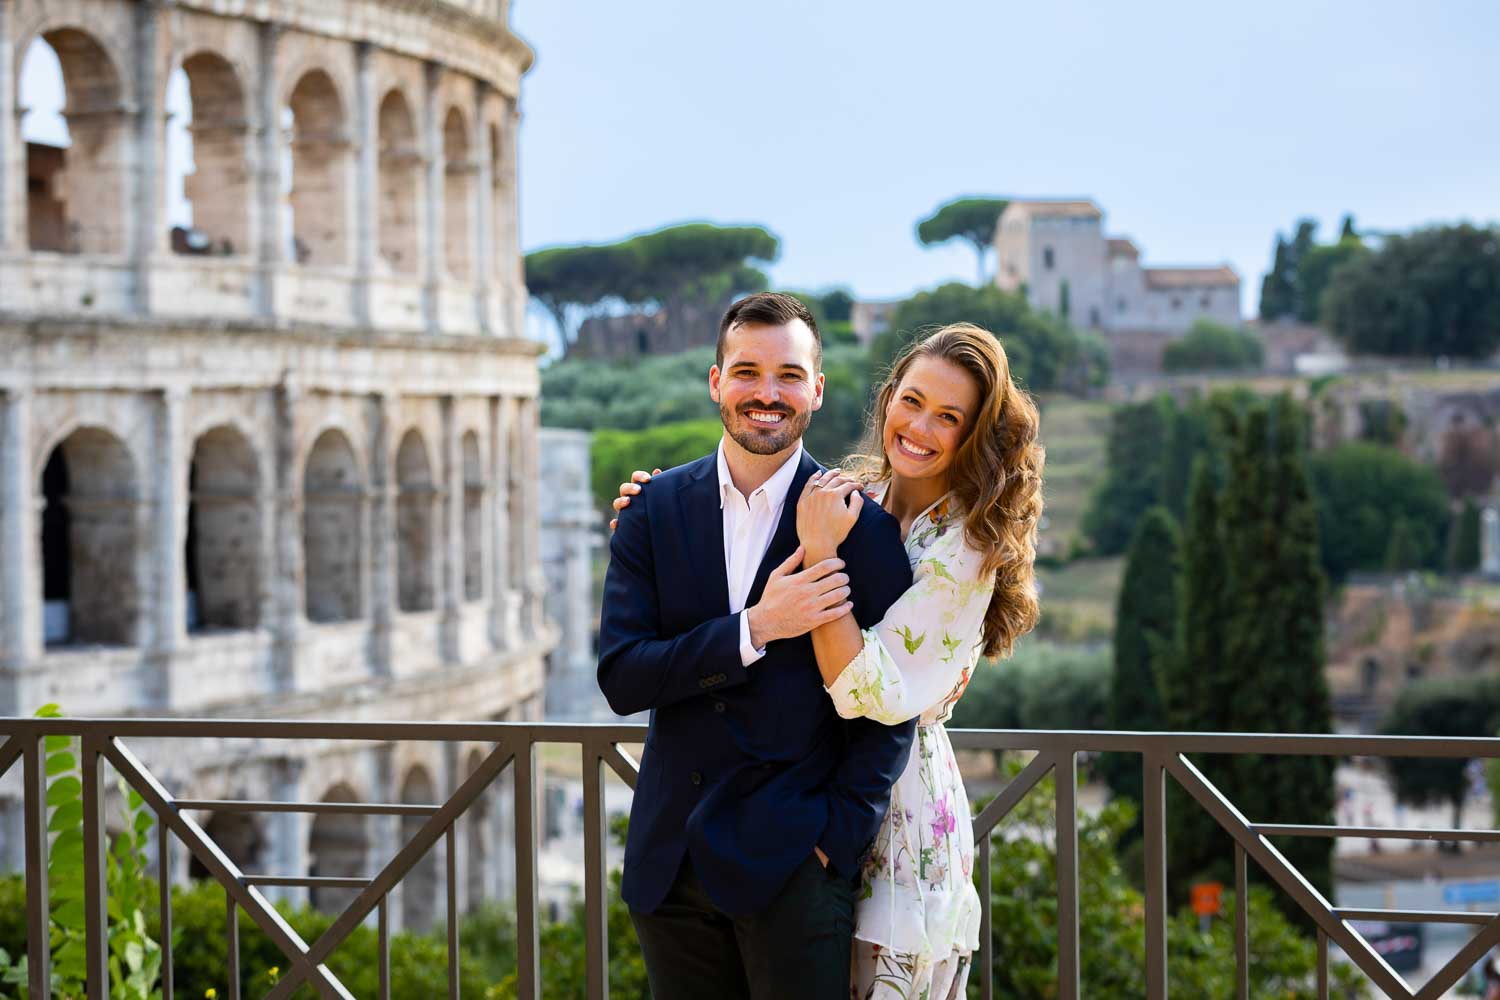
[714,701,726,713]
[690,771,703,786]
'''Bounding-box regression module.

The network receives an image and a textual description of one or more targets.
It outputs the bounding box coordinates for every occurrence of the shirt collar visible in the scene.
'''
[716,437,804,510]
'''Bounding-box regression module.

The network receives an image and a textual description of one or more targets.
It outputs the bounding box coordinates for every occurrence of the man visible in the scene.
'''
[598,292,916,998]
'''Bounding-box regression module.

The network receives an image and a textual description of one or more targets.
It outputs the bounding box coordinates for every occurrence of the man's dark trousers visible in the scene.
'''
[631,855,853,1000]
[597,449,915,995]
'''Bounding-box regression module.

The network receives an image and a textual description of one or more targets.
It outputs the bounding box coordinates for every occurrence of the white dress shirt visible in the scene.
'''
[717,438,804,666]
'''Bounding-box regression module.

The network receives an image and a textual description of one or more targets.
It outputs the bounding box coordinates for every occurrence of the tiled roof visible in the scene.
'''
[1106,238,1139,257]
[1003,199,1103,219]
[1143,266,1239,289]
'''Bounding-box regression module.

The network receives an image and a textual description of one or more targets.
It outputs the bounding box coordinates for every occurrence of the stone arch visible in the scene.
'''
[399,766,441,930]
[308,782,367,914]
[396,429,437,612]
[168,50,250,255]
[302,428,364,623]
[19,27,126,254]
[38,427,141,646]
[462,430,484,601]
[186,425,262,632]
[464,748,489,909]
[189,811,264,880]
[286,69,350,267]
[377,88,421,274]
[442,107,473,280]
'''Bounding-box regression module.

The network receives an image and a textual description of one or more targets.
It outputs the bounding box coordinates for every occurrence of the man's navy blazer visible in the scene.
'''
[598,448,917,917]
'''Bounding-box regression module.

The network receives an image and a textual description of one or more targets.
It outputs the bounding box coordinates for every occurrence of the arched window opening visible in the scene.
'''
[309,783,367,914]
[189,812,264,880]
[442,109,472,280]
[20,30,125,254]
[462,432,484,601]
[186,426,261,632]
[166,52,250,256]
[38,428,141,646]
[303,429,363,623]
[399,767,440,930]
[377,90,421,274]
[285,70,349,267]
[396,430,436,612]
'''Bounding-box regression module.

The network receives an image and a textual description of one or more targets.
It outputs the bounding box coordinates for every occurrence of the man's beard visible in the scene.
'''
[720,400,810,456]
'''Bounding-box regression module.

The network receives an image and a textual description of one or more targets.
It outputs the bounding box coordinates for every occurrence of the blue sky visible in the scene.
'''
[17,1,1500,324]
[511,0,1500,316]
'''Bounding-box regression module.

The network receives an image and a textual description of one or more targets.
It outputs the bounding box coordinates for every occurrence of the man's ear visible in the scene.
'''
[811,371,826,412]
[708,365,722,404]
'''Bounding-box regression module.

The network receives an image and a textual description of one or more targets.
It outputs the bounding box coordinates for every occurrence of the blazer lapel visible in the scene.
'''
[745,450,822,609]
[677,457,731,616]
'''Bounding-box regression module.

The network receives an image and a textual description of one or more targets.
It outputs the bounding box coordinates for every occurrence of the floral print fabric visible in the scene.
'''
[825,487,991,979]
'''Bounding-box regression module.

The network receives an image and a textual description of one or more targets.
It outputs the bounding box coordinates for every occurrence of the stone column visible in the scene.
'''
[439,396,461,662]
[367,394,395,675]
[131,0,166,313]
[1482,505,1500,581]
[263,756,309,908]
[149,387,188,706]
[472,86,494,335]
[488,396,513,650]
[372,743,403,931]
[421,63,444,334]
[0,0,20,253]
[352,41,376,328]
[0,389,41,713]
[270,381,303,690]
[517,398,546,638]
[500,100,524,338]
[253,23,285,319]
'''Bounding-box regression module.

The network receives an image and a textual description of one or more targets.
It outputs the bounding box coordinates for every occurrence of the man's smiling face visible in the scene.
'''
[709,319,824,456]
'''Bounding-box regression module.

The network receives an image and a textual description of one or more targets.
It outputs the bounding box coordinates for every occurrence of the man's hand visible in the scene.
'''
[745,546,851,650]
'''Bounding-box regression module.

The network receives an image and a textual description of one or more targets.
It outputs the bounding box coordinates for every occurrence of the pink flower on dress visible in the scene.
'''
[932,796,956,843]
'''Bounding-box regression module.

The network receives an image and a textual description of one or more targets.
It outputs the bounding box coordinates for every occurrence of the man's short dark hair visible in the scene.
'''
[716,292,822,371]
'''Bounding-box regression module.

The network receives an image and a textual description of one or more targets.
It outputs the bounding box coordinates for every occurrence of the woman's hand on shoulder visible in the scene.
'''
[609,468,661,532]
[796,469,864,562]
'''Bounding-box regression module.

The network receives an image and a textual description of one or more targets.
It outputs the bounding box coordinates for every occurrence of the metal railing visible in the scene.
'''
[2,719,1498,1000]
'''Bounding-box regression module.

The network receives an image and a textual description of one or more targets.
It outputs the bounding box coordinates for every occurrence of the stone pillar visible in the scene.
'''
[517,397,546,638]
[372,743,404,931]
[443,742,468,912]
[0,389,41,711]
[439,396,461,662]
[421,63,443,334]
[488,396,513,650]
[352,41,376,328]
[270,381,303,690]
[149,387,188,706]
[367,394,395,675]
[473,86,494,335]
[131,0,166,313]
[263,756,309,908]
[0,0,19,253]
[500,100,524,338]
[253,23,285,318]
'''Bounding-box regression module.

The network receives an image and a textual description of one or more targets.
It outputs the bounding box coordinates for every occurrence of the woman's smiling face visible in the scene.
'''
[882,356,980,485]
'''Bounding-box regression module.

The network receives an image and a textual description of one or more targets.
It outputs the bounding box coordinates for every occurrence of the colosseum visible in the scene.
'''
[0,0,553,925]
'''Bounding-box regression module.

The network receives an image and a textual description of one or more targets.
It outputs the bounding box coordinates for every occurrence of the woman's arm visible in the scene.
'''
[820,528,992,725]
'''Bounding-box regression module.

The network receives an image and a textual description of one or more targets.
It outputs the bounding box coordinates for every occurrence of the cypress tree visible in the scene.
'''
[1223,396,1336,918]
[1384,517,1419,572]
[1102,506,1180,816]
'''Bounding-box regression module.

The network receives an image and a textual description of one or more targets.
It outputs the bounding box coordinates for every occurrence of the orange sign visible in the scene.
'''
[1191,881,1224,918]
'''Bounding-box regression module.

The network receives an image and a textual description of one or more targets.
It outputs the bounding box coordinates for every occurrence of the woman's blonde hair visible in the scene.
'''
[845,323,1044,659]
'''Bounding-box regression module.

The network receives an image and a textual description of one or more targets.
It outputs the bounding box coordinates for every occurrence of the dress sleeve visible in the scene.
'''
[825,527,993,724]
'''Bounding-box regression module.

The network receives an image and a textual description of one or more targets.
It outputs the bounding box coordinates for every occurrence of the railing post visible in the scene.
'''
[514,735,540,999]
[582,743,609,1000]
[1055,750,1080,1000]
[81,733,110,1000]
[160,821,175,1000]
[1235,844,1249,1000]
[447,827,460,1000]
[977,831,993,1000]
[1142,752,1167,999]
[22,738,52,998]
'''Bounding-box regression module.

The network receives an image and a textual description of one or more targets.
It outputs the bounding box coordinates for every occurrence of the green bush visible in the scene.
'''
[1161,320,1264,373]
[1306,442,1451,579]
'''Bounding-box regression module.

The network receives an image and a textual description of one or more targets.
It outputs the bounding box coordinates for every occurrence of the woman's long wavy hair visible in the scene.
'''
[845,323,1044,659]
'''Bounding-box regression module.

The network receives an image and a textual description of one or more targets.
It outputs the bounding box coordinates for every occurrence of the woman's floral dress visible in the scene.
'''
[825,486,992,999]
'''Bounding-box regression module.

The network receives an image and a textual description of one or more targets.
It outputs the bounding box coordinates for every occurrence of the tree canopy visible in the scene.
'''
[1322,223,1500,359]
[1258,215,1367,324]
[1305,442,1452,579]
[916,197,1010,284]
[524,222,780,346]
[1161,319,1264,373]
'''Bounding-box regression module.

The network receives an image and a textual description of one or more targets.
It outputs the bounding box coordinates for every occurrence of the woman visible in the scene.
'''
[613,323,1044,998]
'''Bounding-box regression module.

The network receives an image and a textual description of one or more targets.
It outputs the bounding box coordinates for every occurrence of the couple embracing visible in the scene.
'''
[597,292,1044,999]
